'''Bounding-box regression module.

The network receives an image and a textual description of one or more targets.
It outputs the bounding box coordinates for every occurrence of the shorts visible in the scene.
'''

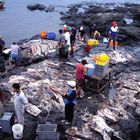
[10,53,18,62]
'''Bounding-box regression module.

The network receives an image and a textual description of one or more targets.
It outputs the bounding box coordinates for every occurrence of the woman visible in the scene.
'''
[62,81,76,125]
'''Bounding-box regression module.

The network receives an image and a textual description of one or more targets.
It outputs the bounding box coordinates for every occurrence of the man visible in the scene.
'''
[12,83,28,126]
[93,30,101,40]
[0,36,5,54]
[62,81,76,125]
[9,42,20,69]
[58,29,65,59]
[10,42,20,62]
[64,27,70,59]
[70,25,77,56]
[106,21,119,50]
[76,59,88,98]
[78,26,86,41]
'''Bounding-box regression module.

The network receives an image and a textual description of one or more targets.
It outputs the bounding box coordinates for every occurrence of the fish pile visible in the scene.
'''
[0,38,140,140]
[66,46,140,140]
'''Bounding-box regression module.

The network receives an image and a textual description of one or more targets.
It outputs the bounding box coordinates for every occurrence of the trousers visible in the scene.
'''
[106,36,117,50]
[65,103,75,123]
[15,107,24,126]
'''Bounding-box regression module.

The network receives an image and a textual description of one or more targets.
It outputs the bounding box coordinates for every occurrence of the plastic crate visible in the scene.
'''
[36,124,58,140]
[0,112,14,134]
[94,64,109,77]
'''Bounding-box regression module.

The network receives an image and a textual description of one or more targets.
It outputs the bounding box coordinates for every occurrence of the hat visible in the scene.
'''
[64,24,67,28]
[112,21,117,26]
[67,81,76,87]
[80,26,83,31]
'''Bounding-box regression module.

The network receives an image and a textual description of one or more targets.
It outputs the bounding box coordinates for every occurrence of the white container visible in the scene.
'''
[12,124,23,139]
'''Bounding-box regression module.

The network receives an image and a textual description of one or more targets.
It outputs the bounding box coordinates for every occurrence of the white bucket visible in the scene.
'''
[12,124,23,139]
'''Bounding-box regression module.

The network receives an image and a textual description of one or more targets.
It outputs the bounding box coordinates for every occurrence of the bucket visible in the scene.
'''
[12,124,23,139]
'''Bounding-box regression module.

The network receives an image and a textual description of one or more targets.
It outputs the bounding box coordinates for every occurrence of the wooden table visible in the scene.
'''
[84,68,113,93]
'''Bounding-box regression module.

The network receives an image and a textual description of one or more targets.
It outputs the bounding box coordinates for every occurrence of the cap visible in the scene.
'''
[63,27,67,31]
[67,81,76,87]
[112,21,117,26]
[64,24,67,28]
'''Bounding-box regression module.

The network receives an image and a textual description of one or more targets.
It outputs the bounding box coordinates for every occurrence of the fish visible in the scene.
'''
[98,108,119,123]
[88,115,113,140]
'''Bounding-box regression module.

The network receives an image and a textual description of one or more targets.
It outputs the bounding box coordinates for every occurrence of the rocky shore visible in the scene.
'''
[0,36,140,140]
[60,2,140,45]
[0,2,140,140]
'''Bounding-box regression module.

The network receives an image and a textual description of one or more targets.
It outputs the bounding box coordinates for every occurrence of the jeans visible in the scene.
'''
[106,36,117,50]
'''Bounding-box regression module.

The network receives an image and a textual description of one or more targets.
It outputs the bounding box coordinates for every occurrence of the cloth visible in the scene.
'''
[14,90,28,125]
[109,26,119,37]
[64,32,70,46]
[65,103,75,122]
[76,63,86,80]
[63,88,76,105]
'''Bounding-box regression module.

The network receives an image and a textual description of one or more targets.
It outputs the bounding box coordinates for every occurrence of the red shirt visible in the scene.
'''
[76,63,86,80]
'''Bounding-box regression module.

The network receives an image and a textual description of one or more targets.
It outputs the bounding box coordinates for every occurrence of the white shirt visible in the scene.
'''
[10,44,19,55]
[64,32,70,45]
[110,26,119,32]
[14,90,28,110]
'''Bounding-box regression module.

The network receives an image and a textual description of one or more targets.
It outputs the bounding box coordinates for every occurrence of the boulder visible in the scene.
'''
[45,5,55,12]
[37,4,46,11]
[27,4,46,11]
[120,26,140,41]
[84,6,112,14]
[68,6,78,14]
[113,6,128,13]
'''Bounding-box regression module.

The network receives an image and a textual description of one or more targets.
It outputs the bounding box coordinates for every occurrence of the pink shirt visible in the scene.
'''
[76,63,86,80]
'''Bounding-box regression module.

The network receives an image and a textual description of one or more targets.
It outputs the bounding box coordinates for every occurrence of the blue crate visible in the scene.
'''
[0,112,14,134]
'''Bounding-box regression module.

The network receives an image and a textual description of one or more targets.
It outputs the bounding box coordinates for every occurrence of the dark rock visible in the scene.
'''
[132,20,140,27]
[45,5,55,12]
[133,13,140,21]
[27,4,46,11]
[37,4,46,11]
[85,6,112,14]
[69,6,78,14]
[124,3,140,7]
[27,4,38,11]
[128,5,140,13]
[119,26,140,41]
[113,6,128,13]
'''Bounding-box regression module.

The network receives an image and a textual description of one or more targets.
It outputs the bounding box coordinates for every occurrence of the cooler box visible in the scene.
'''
[36,124,58,140]
[0,112,14,134]
[47,32,56,40]
[109,40,118,47]
[40,32,47,39]
[86,63,95,76]
[87,39,99,46]
[94,63,109,77]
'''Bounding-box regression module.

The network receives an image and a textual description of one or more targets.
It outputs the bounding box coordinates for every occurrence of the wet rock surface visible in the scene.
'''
[27,4,55,12]
[60,3,140,44]
[0,37,140,140]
